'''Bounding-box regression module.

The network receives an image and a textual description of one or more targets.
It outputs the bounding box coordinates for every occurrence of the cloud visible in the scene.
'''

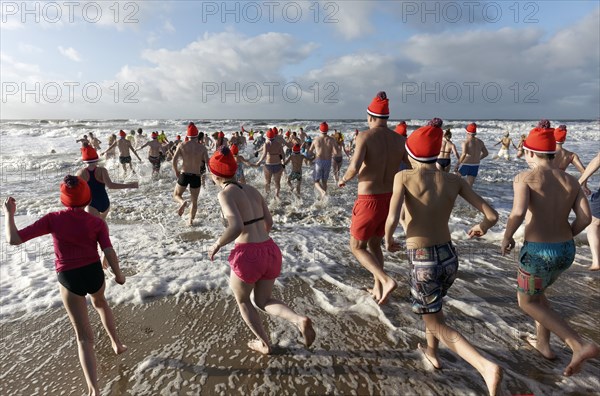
[163,20,175,33]
[18,43,44,54]
[58,46,82,62]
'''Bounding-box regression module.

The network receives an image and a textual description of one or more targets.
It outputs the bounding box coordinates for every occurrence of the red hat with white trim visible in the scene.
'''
[395,121,407,137]
[60,175,91,208]
[465,123,477,134]
[554,125,567,144]
[320,122,329,133]
[524,120,556,154]
[209,146,238,178]
[187,122,198,138]
[81,146,99,163]
[151,132,158,139]
[119,130,126,137]
[266,128,276,139]
[367,91,390,119]
[405,118,443,163]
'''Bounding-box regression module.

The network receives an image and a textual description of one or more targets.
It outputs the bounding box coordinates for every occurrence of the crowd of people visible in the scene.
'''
[3,91,600,395]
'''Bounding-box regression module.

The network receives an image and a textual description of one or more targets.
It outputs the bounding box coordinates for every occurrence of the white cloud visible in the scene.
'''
[163,20,175,33]
[58,46,82,62]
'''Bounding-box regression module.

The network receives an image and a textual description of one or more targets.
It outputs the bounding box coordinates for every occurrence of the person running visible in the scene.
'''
[554,125,586,174]
[76,135,89,147]
[284,144,312,196]
[331,131,347,184]
[3,177,127,396]
[436,129,460,172]
[338,91,408,305]
[578,151,600,270]
[230,144,257,184]
[516,134,527,159]
[139,132,166,177]
[257,129,285,198]
[88,132,102,151]
[309,122,336,198]
[501,125,599,377]
[384,120,502,396]
[172,123,209,225]
[207,147,316,355]
[455,123,489,186]
[102,130,141,175]
[493,132,518,160]
[104,134,117,160]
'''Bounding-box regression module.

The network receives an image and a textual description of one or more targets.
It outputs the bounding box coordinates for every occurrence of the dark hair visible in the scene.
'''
[63,175,79,188]
[534,153,555,160]
[199,132,205,139]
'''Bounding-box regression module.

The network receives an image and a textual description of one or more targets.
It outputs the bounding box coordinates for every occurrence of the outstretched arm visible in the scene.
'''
[579,152,600,195]
[571,153,586,175]
[384,173,406,251]
[458,179,498,237]
[339,133,367,186]
[130,143,142,161]
[101,168,138,189]
[454,141,467,171]
[571,187,592,237]
[451,143,460,161]
[101,141,117,155]
[501,173,529,255]
[3,197,22,245]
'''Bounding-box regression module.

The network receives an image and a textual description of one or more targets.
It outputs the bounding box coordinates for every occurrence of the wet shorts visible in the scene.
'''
[517,240,575,295]
[591,187,600,219]
[265,163,283,174]
[289,171,302,181]
[119,156,132,164]
[408,242,458,315]
[333,156,343,164]
[149,156,161,171]
[313,159,332,182]
[178,172,201,189]
[436,158,451,168]
[497,148,509,159]
[459,163,479,177]
[57,261,105,296]
[228,238,282,284]
[350,193,392,241]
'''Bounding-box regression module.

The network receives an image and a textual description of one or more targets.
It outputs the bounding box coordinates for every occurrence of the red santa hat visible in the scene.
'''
[60,175,91,208]
[465,123,477,134]
[218,131,225,139]
[151,132,158,139]
[176,135,181,141]
[119,130,126,138]
[320,122,329,133]
[187,122,199,138]
[230,144,239,155]
[554,125,567,144]
[367,91,390,119]
[292,144,301,153]
[266,129,276,139]
[209,146,238,178]
[524,122,556,154]
[405,118,444,163]
[81,146,99,163]
[395,122,407,137]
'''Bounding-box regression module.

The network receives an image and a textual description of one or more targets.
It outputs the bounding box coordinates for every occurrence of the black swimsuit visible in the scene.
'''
[221,181,264,226]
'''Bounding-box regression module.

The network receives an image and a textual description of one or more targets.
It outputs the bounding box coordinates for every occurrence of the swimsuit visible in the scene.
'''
[289,171,302,181]
[149,155,161,171]
[408,242,458,315]
[517,240,575,295]
[57,261,105,296]
[87,168,110,213]
[313,159,332,182]
[459,163,480,177]
[265,163,283,174]
[333,156,343,164]
[228,239,282,284]
[436,158,451,168]
[591,186,600,219]
[177,172,201,189]
[350,193,392,241]
[119,156,132,164]
[497,147,509,159]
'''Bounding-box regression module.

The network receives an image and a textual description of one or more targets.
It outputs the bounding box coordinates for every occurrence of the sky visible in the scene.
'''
[1,0,599,120]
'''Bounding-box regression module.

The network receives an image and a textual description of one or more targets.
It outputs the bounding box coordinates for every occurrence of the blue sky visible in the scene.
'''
[1,1,599,119]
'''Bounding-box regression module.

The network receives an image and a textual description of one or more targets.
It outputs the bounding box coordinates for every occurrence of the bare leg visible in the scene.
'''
[587,217,600,270]
[173,184,188,216]
[188,187,200,225]
[59,285,100,396]
[263,167,272,196]
[295,180,301,196]
[525,295,556,359]
[253,279,316,347]
[466,175,475,186]
[518,292,600,376]
[229,272,271,354]
[314,181,326,198]
[89,283,127,354]
[273,170,283,198]
[422,311,502,396]
[350,236,396,305]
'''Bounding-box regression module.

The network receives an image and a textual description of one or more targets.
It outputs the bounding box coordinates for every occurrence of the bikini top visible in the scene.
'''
[221,181,265,226]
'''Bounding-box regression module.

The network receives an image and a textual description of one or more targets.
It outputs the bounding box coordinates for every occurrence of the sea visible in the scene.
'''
[0,118,599,395]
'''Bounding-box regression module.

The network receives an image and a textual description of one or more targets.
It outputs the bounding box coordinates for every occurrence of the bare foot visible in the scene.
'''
[298,317,316,348]
[188,218,194,226]
[481,361,502,396]
[247,339,271,355]
[112,342,128,355]
[418,343,441,369]
[589,264,599,271]
[525,334,556,360]
[564,342,600,376]
[177,201,189,217]
[378,278,397,305]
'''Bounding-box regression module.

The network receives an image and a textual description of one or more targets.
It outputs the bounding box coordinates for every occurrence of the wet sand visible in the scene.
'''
[1,241,599,396]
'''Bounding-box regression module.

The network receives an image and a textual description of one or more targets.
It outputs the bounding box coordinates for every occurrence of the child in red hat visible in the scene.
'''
[502,123,599,377]
[455,122,489,186]
[385,119,502,395]
[3,176,127,395]
[284,143,313,196]
[208,147,316,355]
[553,125,586,174]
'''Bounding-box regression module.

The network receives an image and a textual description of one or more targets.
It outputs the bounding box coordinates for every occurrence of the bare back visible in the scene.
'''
[462,136,486,164]
[312,134,336,160]
[439,139,455,159]
[553,147,575,171]
[355,127,406,194]
[117,139,133,156]
[221,183,271,244]
[522,168,581,242]
[263,140,284,165]
[146,140,163,157]
[176,140,208,174]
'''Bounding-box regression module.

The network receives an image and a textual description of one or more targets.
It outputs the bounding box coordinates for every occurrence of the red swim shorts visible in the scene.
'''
[350,193,392,241]
[228,238,282,284]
